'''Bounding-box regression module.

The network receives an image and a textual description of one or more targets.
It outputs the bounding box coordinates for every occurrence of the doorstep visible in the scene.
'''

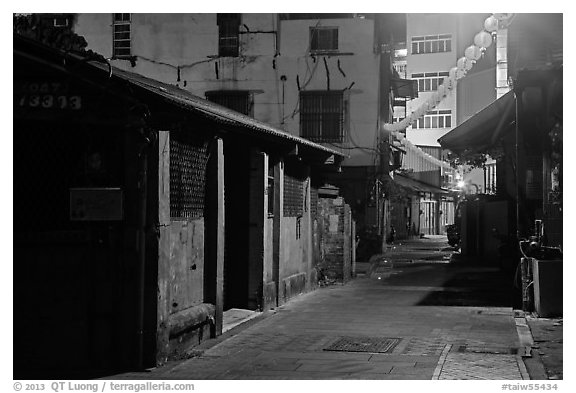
[222,308,261,333]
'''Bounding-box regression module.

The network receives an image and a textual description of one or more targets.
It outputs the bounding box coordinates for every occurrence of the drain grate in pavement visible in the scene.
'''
[456,345,518,355]
[324,336,401,353]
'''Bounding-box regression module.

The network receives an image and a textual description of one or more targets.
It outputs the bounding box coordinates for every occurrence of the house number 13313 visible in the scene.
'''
[19,94,82,110]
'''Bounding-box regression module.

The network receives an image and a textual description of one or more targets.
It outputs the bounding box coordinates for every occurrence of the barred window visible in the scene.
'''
[411,71,450,92]
[217,13,241,57]
[52,16,69,27]
[310,26,338,53]
[411,110,452,129]
[300,90,348,143]
[205,90,253,117]
[267,164,275,217]
[411,34,452,55]
[283,174,304,217]
[113,13,131,58]
[170,135,210,219]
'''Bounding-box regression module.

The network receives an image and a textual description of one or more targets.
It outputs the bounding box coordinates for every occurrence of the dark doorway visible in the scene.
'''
[223,138,251,310]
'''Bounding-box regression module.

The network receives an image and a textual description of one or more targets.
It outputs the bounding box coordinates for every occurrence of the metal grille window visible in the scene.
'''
[170,135,210,219]
[310,187,319,217]
[411,72,450,92]
[52,16,70,27]
[267,164,275,217]
[310,26,338,53]
[300,90,348,143]
[205,90,253,117]
[113,13,131,58]
[411,110,452,129]
[217,13,241,57]
[411,34,452,55]
[283,174,304,217]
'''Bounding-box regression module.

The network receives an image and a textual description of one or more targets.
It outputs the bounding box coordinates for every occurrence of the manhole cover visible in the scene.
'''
[324,336,401,353]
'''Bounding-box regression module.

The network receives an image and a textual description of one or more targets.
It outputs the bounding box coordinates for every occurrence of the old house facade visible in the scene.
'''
[13,29,349,378]
[72,13,406,255]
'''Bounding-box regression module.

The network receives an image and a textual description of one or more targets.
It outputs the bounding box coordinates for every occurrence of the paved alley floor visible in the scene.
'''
[109,236,529,380]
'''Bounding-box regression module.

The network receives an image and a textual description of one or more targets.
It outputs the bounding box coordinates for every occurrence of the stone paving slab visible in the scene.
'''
[438,352,526,380]
[106,238,533,380]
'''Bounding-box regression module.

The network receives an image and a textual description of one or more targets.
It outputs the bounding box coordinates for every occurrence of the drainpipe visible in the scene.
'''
[136,126,153,370]
[514,89,521,241]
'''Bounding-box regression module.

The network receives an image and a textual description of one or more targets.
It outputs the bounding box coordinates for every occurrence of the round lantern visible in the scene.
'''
[493,13,512,20]
[437,84,446,98]
[457,57,473,71]
[474,31,493,48]
[465,45,482,61]
[484,16,499,32]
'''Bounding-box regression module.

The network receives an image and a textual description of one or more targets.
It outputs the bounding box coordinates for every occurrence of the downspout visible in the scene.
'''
[514,89,521,241]
[136,126,154,370]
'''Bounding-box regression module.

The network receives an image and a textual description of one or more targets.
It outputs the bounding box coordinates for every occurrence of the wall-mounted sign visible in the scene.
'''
[70,188,123,221]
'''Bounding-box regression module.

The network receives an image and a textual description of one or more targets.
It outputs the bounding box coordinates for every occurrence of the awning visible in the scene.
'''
[437,90,515,154]
[391,77,418,99]
[393,174,449,195]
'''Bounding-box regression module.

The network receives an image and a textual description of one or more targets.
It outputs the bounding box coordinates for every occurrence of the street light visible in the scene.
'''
[457,180,480,194]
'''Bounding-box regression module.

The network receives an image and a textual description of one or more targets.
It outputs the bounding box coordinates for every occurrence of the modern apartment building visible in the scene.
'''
[391,14,499,234]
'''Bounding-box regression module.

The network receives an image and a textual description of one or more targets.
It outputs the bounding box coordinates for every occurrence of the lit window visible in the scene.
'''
[411,71,449,92]
[410,110,452,129]
[411,34,452,55]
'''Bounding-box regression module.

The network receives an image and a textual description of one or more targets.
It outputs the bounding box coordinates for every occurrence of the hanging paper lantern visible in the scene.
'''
[484,16,499,32]
[493,13,512,20]
[437,84,446,97]
[465,45,482,61]
[474,31,493,48]
[458,56,473,72]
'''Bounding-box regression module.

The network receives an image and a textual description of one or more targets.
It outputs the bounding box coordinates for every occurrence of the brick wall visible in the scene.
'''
[317,196,352,281]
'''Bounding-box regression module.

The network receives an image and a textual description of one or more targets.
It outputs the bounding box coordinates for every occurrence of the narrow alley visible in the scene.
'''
[108,236,531,380]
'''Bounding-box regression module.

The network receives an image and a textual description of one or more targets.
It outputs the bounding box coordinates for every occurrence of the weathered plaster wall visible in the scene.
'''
[156,132,213,363]
[75,14,381,167]
[279,18,379,166]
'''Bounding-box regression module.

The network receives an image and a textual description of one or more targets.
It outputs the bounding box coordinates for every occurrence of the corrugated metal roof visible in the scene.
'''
[88,62,346,158]
[14,33,345,158]
[394,174,449,194]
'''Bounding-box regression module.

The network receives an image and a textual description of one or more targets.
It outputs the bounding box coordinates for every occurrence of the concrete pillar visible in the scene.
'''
[204,138,224,336]
[156,131,171,364]
[247,150,265,310]
[496,28,510,99]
